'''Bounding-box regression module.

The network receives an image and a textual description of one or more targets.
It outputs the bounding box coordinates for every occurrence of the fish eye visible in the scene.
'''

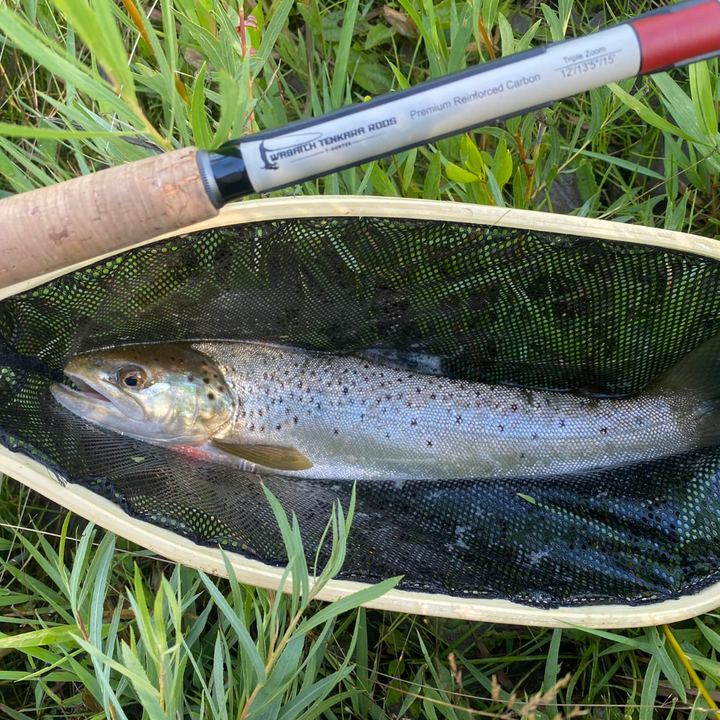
[118,367,148,390]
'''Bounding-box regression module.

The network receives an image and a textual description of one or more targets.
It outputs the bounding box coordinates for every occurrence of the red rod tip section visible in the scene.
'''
[632,0,720,74]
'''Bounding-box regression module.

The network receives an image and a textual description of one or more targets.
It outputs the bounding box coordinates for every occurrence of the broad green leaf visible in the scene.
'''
[696,618,720,655]
[690,61,718,137]
[353,60,395,96]
[248,635,305,718]
[577,150,665,180]
[653,72,706,140]
[364,23,395,50]
[0,625,83,649]
[211,70,241,146]
[119,643,166,720]
[278,667,353,720]
[445,162,480,184]
[543,628,562,717]
[0,122,141,139]
[492,136,513,189]
[256,0,295,73]
[461,135,485,177]
[331,0,361,108]
[540,4,564,43]
[646,627,688,703]
[190,62,212,150]
[0,703,34,720]
[608,82,697,143]
[88,533,115,648]
[370,163,400,196]
[423,151,443,199]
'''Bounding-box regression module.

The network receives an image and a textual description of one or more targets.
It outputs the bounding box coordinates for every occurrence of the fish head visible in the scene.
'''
[51,344,234,444]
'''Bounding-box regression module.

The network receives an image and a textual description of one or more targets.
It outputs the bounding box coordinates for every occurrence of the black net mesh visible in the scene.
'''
[2,215,720,608]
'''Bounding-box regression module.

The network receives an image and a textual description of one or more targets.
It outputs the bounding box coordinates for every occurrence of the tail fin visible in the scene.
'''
[650,333,720,448]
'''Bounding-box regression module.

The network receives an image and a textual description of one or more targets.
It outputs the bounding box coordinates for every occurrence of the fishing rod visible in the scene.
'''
[1,0,720,289]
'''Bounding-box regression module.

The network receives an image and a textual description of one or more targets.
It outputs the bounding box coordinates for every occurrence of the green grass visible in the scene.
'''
[3,0,720,717]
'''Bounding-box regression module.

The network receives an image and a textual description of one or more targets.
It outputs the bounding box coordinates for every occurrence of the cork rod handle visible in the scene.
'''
[0,147,219,290]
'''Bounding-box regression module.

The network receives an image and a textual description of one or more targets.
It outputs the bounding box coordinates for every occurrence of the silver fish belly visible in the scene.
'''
[194,342,696,480]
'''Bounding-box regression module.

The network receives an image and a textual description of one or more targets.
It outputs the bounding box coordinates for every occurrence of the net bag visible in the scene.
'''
[3,196,720,628]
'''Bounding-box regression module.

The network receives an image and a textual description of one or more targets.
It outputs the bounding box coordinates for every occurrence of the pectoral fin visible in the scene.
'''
[212,440,314,471]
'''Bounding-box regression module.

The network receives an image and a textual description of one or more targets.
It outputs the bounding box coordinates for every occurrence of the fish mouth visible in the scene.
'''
[51,368,145,423]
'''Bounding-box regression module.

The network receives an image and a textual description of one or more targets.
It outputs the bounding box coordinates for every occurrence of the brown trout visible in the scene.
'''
[50,338,720,480]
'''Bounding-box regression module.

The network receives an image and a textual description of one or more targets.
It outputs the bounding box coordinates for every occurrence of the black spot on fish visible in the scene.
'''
[600,427,608,435]
[455,415,463,425]
[532,433,539,440]
[334,428,339,435]
[498,423,504,432]
[204,378,210,384]
[188,375,194,382]
[511,403,518,412]
[427,440,433,447]
[276,424,282,430]
[430,393,436,400]
[207,392,215,400]
[411,419,418,426]
[558,419,565,428]
[343,386,349,395]
[293,416,298,424]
